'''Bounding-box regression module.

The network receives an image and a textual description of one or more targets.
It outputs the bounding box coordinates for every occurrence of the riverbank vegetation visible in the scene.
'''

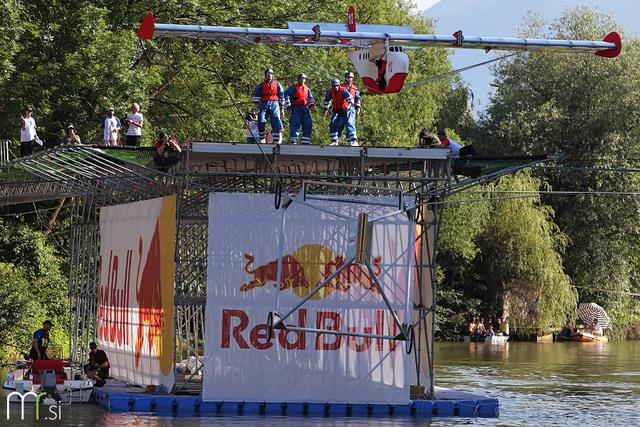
[0,2,639,362]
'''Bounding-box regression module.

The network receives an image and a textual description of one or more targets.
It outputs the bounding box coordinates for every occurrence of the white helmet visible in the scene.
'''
[345,71,354,79]
[298,73,307,79]
[331,79,341,87]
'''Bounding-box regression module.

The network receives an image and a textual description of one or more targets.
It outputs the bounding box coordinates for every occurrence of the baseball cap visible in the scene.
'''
[67,125,75,130]
[108,107,114,112]
[26,107,33,112]
[89,342,97,349]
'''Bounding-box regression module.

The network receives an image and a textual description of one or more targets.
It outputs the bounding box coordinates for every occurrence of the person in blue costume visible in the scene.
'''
[253,68,285,144]
[284,73,315,144]
[341,71,361,147]
[323,79,354,146]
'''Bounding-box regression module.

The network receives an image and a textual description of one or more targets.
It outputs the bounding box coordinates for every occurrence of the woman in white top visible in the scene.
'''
[125,103,144,146]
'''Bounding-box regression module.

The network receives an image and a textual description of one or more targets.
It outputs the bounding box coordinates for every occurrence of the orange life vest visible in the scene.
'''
[290,84,310,105]
[261,81,279,102]
[331,89,350,110]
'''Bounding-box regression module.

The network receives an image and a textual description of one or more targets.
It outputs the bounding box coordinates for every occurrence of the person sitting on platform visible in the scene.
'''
[418,128,438,148]
[486,325,496,336]
[590,319,603,336]
[154,132,182,171]
[85,342,110,387]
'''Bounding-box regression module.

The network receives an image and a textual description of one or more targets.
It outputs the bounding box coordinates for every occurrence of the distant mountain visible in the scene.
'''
[423,0,638,115]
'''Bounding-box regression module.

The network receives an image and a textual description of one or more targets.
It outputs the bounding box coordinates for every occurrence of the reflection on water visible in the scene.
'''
[2,341,639,426]
[432,340,640,426]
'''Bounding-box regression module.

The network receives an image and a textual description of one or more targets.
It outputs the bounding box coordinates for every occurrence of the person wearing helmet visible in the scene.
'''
[323,78,354,146]
[341,72,361,147]
[253,68,285,144]
[284,73,315,145]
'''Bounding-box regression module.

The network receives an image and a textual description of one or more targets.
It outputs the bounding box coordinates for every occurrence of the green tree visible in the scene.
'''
[0,217,70,362]
[480,5,640,325]
[0,263,41,361]
[477,172,575,333]
[435,187,490,337]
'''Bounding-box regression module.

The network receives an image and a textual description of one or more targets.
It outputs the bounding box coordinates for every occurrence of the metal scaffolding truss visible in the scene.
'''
[0,143,554,398]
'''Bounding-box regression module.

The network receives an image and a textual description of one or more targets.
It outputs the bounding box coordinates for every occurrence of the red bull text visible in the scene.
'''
[221,309,400,352]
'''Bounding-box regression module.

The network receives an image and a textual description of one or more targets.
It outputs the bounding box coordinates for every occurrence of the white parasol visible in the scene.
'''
[577,302,610,329]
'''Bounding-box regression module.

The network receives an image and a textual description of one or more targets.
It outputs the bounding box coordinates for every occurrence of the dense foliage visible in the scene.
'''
[0,219,69,362]
[436,172,576,337]
[476,5,640,335]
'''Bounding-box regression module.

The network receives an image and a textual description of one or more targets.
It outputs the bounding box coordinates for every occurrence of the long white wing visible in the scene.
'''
[138,13,621,58]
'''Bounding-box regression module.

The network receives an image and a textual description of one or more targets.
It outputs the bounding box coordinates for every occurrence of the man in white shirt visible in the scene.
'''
[100,107,121,145]
[20,106,38,157]
[436,129,463,156]
[591,319,603,336]
[125,103,144,146]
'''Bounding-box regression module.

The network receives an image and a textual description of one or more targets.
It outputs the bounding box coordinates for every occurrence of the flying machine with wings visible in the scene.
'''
[137,6,621,95]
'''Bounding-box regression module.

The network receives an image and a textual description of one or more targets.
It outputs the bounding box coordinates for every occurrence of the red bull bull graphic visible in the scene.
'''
[205,194,414,404]
[98,195,176,389]
[241,244,382,299]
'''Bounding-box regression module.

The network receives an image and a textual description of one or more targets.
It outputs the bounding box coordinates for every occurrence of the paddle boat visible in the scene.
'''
[2,359,93,404]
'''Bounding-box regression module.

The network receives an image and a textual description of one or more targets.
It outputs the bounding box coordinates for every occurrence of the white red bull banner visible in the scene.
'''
[205,194,414,404]
[98,195,176,389]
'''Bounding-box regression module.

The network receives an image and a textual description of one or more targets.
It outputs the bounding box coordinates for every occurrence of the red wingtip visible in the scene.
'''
[347,6,356,32]
[596,31,621,58]
[138,13,155,40]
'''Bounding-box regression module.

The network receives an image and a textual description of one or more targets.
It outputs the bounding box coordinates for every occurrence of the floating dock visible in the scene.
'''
[92,380,498,418]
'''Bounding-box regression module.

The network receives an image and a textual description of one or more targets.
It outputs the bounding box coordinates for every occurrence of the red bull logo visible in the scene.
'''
[241,244,382,299]
[97,195,175,377]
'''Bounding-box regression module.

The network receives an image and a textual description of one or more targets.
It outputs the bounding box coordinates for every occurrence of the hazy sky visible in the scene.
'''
[412,0,440,13]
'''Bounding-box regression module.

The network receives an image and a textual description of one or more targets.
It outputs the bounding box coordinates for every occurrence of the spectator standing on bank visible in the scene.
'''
[20,106,39,157]
[65,125,81,144]
[101,107,121,145]
[125,103,144,146]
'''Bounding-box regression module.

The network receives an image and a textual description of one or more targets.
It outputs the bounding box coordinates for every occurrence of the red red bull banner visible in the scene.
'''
[205,194,415,404]
[98,195,176,389]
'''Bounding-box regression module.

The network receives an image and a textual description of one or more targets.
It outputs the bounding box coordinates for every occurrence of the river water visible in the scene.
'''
[2,340,639,426]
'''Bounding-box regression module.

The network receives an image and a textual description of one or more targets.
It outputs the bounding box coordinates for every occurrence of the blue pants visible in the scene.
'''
[258,101,283,144]
[289,105,312,144]
[346,107,358,144]
[329,110,348,143]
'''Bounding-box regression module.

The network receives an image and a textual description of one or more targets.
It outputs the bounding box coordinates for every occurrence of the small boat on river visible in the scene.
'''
[2,359,93,404]
[569,332,608,343]
[463,334,509,344]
